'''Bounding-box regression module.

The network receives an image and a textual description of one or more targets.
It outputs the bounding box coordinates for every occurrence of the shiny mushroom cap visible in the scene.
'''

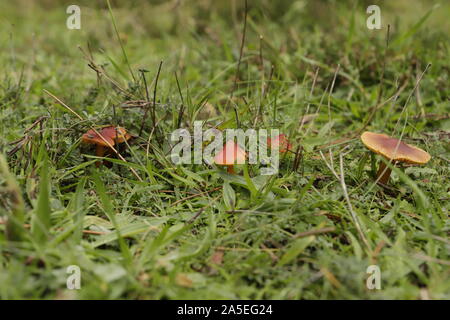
[82,126,131,147]
[267,134,292,153]
[214,140,247,166]
[361,131,431,164]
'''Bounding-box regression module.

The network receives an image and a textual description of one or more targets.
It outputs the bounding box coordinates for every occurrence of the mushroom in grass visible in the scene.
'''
[360,131,431,185]
[267,133,292,153]
[82,126,132,167]
[214,140,247,174]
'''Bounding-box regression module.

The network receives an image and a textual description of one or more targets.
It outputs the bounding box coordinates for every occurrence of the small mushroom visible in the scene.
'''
[360,131,431,185]
[82,126,131,167]
[267,134,292,153]
[214,140,247,174]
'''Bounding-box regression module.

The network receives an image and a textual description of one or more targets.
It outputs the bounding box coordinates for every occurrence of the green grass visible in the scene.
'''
[0,0,449,299]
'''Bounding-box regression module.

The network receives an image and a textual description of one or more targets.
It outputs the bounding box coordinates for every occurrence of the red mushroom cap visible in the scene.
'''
[361,131,431,164]
[267,134,292,153]
[82,126,131,147]
[214,140,247,166]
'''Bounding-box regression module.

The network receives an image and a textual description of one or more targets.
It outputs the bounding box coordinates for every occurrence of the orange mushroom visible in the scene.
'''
[214,140,247,174]
[267,134,292,153]
[360,131,431,185]
[82,126,132,167]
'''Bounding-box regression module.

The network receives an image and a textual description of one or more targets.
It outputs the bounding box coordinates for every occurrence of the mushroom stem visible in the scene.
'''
[95,145,105,167]
[227,165,235,174]
[376,161,392,185]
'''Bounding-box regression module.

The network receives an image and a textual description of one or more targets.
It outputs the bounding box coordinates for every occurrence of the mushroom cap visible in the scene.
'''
[267,134,292,153]
[361,131,431,164]
[82,126,131,147]
[214,140,247,166]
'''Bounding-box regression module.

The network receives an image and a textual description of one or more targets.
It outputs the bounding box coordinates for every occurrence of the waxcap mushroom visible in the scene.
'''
[82,126,132,167]
[267,134,292,153]
[214,140,247,174]
[361,131,430,164]
[82,126,131,147]
[361,131,431,185]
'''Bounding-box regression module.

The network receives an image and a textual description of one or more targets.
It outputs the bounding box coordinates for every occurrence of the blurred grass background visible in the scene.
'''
[1,0,448,137]
[1,0,448,96]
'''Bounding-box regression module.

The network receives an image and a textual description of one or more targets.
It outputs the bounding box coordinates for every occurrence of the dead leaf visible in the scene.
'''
[298,114,318,126]
[175,273,193,288]
[210,250,224,266]
[197,102,218,120]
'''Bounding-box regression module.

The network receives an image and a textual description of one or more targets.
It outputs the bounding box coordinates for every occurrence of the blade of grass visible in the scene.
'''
[92,171,132,265]
[69,177,87,243]
[106,0,136,82]
[0,154,25,241]
[392,4,439,46]
[32,152,51,244]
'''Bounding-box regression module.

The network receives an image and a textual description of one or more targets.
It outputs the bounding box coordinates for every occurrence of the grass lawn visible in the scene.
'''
[0,0,449,299]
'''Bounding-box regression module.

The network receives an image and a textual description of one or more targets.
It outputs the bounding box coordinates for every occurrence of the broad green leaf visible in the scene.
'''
[223,182,236,210]
[278,236,315,266]
[32,154,51,243]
